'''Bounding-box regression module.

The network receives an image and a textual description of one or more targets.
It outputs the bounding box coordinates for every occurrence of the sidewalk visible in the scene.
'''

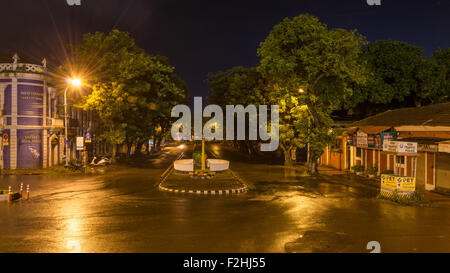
[312,165,450,206]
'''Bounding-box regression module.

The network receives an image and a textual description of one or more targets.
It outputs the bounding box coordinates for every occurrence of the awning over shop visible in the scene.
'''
[345,127,358,135]
[438,140,450,153]
[357,126,392,135]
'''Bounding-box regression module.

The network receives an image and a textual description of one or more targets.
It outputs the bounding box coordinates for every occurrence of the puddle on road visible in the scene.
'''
[285,230,354,253]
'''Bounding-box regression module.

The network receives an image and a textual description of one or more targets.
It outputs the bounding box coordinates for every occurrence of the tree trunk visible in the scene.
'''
[308,153,320,174]
[135,142,143,156]
[151,137,156,153]
[126,142,132,158]
[156,137,162,152]
[282,146,294,166]
[245,140,257,156]
[111,144,117,163]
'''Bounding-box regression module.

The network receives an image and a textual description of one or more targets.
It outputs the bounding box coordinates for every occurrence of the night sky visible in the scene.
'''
[0,0,449,101]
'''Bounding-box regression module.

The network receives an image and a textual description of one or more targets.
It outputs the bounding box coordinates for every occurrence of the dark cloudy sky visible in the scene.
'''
[0,0,449,100]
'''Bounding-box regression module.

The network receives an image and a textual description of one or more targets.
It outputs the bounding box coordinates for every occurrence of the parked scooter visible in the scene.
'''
[68,160,83,171]
[90,156,112,167]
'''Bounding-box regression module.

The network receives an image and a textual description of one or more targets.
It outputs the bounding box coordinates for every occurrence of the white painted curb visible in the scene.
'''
[158,184,248,195]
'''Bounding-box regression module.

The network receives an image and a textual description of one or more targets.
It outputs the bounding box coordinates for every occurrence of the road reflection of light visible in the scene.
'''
[172,198,189,222]
[259,192,327,252]
[58,200,85,253]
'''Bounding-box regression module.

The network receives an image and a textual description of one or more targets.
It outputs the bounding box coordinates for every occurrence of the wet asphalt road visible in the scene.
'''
[0,144,449,253]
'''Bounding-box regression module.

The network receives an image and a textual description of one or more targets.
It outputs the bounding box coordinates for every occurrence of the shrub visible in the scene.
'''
[192,151,203,165]
[367,166,378,175]
[377,190,429,205]
[352,165,364,173]
[381,169,394,175]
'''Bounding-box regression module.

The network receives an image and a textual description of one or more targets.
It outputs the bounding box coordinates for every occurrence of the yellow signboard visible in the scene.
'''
[380,174,416,197]
[381,175,396,193]
[2,133,9,146]
[397,176,416,195]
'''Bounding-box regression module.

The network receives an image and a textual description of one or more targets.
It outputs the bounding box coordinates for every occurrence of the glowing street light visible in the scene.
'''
[71,78,82,87]
[298,88,305,94]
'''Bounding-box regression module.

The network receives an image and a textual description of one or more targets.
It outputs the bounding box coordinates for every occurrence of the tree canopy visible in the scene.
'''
[74,30,187,158]
[257,14,369,172]
[343,40,449,119]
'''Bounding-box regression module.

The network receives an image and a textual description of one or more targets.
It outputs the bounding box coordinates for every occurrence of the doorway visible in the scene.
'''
[50,137,59,167]
[425,152,435,191]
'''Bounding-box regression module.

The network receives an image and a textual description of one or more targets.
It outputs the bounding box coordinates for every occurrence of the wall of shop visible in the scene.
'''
[436,153,450,192]
[416,153,426,189]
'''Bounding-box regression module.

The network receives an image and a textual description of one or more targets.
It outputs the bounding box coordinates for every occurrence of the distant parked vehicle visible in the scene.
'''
[68,160,83,171]
[90,156,112,167]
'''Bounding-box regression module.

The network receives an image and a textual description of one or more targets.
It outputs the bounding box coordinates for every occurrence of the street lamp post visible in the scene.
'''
[64,87,69,167]
[64,78,82,167]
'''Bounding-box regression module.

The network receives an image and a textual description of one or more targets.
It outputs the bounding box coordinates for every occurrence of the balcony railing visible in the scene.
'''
[0,63,48,74]
[51,118,64,128]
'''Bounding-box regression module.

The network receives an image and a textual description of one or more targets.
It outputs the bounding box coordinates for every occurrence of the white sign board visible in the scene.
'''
[397,142,417,154]
[383,141,417,154]
[383,140,397,153]
[418,143,439,153]
[357,131,368,148]
[76,137,84,151]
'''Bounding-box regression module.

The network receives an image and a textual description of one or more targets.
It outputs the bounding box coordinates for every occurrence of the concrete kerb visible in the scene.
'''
[158,183,247,195]
[158,148,248,195]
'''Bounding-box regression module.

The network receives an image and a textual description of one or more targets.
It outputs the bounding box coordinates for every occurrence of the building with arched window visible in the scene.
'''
[0,54,65,169]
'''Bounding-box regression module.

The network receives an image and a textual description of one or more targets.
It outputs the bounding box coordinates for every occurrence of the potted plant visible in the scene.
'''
[192,150,203,170]
[367,166,378,178]
[351,165,365,176]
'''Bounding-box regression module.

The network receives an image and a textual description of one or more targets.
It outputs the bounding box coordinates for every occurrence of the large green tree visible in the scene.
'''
[347,41,446,118]
[432,48,450,101]
[74,30,187,160]
[207,66,268,155]
[257,14,369,172]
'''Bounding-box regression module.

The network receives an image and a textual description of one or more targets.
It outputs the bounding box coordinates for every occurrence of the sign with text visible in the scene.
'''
[383,141,417,155]
[381,174,397,194]
[76,137,84,151]
[2,132,9,146]
[17,130,42,169]
[380,132,396,146]
[18,85,44,116]
[397,176,416,195]
[356,131,368,148]
[418,143,438,153]
[397,141,417,154]
[383,140,397,153]
[85,133,92,143]
[381,174,416,197]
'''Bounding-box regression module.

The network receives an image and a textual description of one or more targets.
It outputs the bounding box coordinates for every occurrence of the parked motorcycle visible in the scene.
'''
[68,160,83,171]
[90,156,112,167]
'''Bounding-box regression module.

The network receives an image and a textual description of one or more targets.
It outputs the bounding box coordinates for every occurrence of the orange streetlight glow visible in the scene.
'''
[71,78,82,87]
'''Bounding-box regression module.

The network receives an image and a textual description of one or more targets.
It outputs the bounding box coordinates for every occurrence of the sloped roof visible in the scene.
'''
[358,126,392,135]
[353,103,450,127]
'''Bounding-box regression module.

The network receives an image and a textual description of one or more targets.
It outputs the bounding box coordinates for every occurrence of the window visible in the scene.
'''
[356,148,362,158]
[396,156,405,165]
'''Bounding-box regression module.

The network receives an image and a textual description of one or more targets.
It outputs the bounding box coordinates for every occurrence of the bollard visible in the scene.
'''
[26,185,30,201]
[20,183,24,197]
[7,186,12,203]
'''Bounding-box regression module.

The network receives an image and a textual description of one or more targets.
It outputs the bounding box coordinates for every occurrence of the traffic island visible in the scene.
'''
[159,169,247,195]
